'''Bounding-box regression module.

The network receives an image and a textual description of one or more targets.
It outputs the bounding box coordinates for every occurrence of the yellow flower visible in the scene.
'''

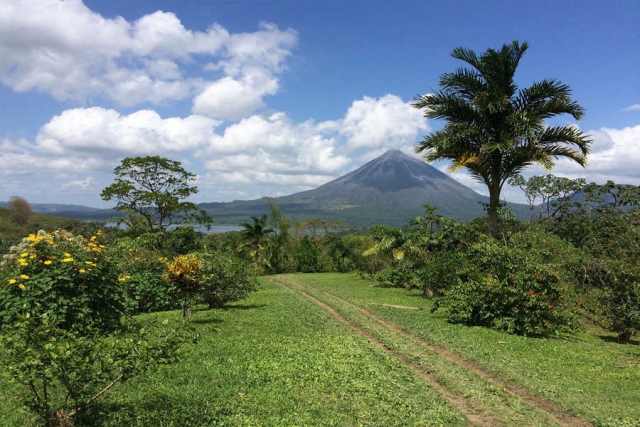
[85,261,96,266]
[90,235,97,241]
[18,259,28,266]
[20,274,29,280]
[64,253,71,257]
[79,269,86,273]
[20,252,28,258]
[8,279,16,284]
[44,260,52,265]
[18,284,25,290]
[61,258,74,263]
[28,234,37,242]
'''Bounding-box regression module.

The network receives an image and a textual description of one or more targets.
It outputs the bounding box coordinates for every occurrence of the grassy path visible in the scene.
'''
[278,273,640,427]
[273,275,590,427]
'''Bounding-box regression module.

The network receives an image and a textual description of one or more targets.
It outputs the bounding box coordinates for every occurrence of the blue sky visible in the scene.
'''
[1,0,638,208]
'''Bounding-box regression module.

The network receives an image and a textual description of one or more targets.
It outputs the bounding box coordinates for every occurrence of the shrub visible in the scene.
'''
[434,237,577,337]
[198,252,259,309]
[108,236,177,314]
[294,236,322,273]
[0,230,188,426]
[373,267,421,290]
[163,253,202,318]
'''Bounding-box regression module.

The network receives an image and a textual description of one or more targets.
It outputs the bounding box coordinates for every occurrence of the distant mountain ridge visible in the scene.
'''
[9,150,532,229]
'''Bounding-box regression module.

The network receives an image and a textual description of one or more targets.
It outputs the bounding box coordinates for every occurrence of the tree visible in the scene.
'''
[101,156,212,234]
[8,196,34,225]
[238,215,273,269]
[412,41,591,236]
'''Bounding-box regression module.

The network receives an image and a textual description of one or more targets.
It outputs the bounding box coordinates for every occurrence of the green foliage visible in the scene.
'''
[164,253,202,318]
[413,41,591,236]
[294,235,322,273]
[237,215,273,271]
[162,226,204,256]
[107,235,177,314]
[0,230,122,331]
[434,236,576,337]
[0,230,189,426]
[101,156,212,234]
[198,252,258,309]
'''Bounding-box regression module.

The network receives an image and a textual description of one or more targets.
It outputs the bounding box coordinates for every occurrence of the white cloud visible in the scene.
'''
[192,75,277,120]
[60,177,97,191]
[36,107,220,157]
[622,104,640,112]
[340,94,429,150]
[0,1,296,110]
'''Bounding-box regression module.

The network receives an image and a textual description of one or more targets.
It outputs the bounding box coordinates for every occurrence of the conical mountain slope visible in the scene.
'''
[201,150,528,228]
[279,149,485,210]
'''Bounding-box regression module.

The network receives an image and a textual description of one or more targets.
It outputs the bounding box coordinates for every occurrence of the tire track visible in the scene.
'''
[271,277,495,426]
[273,275,593,427]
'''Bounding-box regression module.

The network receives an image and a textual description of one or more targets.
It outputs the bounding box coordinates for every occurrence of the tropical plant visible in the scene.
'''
[412,41,591,236]
[238,215,273,270]
[163,254,202,318]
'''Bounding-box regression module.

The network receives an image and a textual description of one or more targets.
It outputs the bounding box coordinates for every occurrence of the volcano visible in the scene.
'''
[199,150,529,229]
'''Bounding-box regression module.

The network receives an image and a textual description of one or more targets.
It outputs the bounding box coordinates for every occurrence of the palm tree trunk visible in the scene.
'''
[487,182,501,238]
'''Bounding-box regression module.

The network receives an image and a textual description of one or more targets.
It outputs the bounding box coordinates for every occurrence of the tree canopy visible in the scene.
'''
[101,156,212,233]
[412,41,591,236]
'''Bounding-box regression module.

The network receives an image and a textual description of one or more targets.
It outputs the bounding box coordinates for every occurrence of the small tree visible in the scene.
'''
[8,196,34,225]
[238,215,273,270]
[101,156,212,234]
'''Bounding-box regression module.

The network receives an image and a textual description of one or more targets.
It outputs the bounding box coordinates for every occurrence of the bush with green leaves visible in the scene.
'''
[107,235,178,314]
[294,236,322,273]
[0,230,189,427]
[434,236,577,337]
[198,252,259,309]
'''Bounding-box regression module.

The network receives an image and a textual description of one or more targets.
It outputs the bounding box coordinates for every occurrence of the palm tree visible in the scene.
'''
[238,215,273,269]
[412,41,591,236]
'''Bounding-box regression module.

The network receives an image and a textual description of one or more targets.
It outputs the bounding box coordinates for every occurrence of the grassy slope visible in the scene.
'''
[292,273,640,427]
[0,279,465,427]
[2,273,638,426]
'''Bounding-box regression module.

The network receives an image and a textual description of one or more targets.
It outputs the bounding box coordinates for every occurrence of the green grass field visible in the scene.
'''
[1,273,639,426]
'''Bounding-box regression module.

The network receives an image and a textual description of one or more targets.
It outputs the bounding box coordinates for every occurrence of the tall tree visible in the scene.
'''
[101,156,212,234]
[412,41,591,236]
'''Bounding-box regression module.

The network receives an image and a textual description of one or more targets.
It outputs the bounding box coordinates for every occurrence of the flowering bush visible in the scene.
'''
[0,229,122,331]
[0,230,189,426]
[163,253,202,318]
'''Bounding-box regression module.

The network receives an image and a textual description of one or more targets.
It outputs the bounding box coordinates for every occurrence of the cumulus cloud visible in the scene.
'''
[340,94,429,150]
[0,0,296,110]
[36,107,220,156]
